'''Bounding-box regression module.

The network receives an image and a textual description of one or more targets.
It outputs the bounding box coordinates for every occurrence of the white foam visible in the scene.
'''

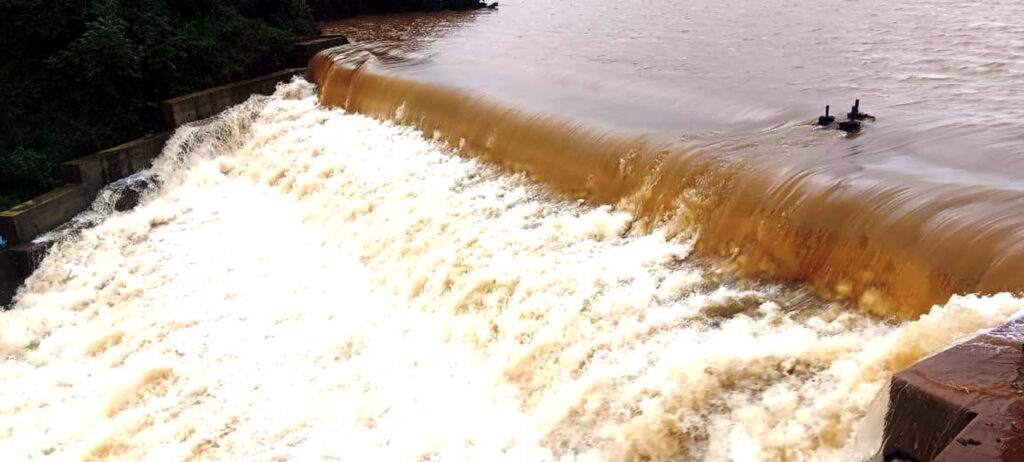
[1,79,1020,460]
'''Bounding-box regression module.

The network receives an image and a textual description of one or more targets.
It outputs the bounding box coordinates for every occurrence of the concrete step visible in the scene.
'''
[60,132,172,197]
[0,185,90,246]
[883,318,1024,461]
[0,242,52,307]
[289,34,350,67]
[161,68,306,128]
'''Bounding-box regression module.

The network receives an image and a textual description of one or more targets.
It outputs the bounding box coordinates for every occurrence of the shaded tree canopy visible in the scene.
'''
[0,0,494,210]
[0,0,317,209]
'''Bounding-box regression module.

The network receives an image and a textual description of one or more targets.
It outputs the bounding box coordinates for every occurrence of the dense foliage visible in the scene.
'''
[0,0,317,210]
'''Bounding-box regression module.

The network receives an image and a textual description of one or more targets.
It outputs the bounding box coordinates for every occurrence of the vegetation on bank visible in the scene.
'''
[0,0,317,210]
[0,0,498,211]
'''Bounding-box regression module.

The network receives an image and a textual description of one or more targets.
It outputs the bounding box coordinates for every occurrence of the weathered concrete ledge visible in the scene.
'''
[2,34,347,307]
[60,132,172,197]
[4,129,176,249]
[1,69,305,306]
[0,243,52,307]
[161,68,306,127]
[1,131,171,305]
[289,34,350,67]
[0,250,21,307]
[883,318,1024,461]
[0,185,90,246]
[1,46,342,306]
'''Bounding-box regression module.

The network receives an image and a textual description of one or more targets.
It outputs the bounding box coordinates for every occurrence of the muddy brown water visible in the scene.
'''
[321,0,1024,316]
[8,2,1024,459]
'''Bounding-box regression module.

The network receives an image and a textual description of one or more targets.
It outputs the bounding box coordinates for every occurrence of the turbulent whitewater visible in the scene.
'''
[1,80,1021,460]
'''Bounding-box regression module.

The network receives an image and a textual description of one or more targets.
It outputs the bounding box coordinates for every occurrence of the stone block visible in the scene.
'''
[0,250,19,308]
[883,319,1024,461]
[0,185,90,245]
[60,132,171,197]
[289,34,350,67]
[0,242,52,307]
[161,68,305,127]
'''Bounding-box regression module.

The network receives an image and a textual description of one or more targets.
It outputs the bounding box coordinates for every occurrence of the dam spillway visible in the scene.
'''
[0,77,1019,460]
[306,0,1024,318]
[4,0,1024,459]
[309,45,1024,319]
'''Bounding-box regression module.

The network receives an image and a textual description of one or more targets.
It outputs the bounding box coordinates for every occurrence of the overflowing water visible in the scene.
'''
[314,0,1024,314]
[1,80,1021,460]
[4,0,1024,458]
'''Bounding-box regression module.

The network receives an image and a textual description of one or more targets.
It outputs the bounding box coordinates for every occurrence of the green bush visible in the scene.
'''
[0,0,317,210]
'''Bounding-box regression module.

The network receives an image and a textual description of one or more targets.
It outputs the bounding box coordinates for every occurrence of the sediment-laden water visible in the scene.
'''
[1,80,1021,460]
[4,0,1024,458]
[315,0,1024,315]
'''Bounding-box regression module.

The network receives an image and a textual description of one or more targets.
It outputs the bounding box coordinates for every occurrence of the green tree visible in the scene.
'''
[0,0,316,210]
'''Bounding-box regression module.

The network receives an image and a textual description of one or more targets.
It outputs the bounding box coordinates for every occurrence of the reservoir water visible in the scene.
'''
[325,0,1024,145]
[317,0,1024,315]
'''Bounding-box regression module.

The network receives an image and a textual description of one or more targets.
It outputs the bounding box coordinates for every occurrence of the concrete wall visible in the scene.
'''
[0,250,21,308]
[1,54,338,307]
[1,29,352,307]
[289,34,350,67]
[161,68,305,127]
[4,66,317,248]
[0,129,173,306]
[60,132,172,197]
[883,318,1024,461]
[0,243,51,308]
[2,38,344,307]
[1,68,311,307]
[0,185,90,246]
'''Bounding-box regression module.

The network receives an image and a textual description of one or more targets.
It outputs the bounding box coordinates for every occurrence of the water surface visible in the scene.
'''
[320,0,1024,312]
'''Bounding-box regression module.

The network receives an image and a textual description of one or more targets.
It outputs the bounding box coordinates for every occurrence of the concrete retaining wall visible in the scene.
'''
[2,36,348,306]
[883,319,1024,461]
[161,68,305,127]
[0,44,342,306]
[0,251,21,308]
[60,132,172,197]
[0,243,51,308]
[0,131,171,305]
[0,185,90,246]
[289,34,350,67]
